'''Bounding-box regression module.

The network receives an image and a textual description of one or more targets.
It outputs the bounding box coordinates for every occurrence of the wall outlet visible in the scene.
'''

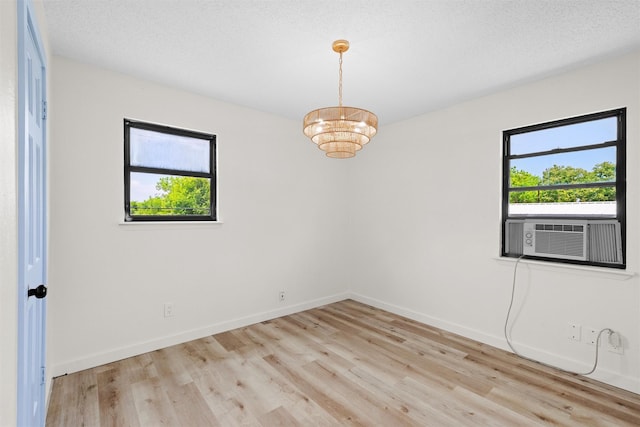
[279,291,285,302]
[606,331,623,354]
[164,302,174,317]
[585,328,599,345]
[568,323,581,341]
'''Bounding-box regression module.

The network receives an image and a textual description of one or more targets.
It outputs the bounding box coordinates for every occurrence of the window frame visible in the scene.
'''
[501,108,626,267]
[124,118,217,222]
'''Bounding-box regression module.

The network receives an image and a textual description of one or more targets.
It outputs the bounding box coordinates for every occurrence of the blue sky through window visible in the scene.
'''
[130,172,170,201]
[510,117,617,177]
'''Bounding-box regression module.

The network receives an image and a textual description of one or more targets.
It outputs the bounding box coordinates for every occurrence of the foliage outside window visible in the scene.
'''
[501,108,626,265]
[509,162,615,206]
[124,119,217,221]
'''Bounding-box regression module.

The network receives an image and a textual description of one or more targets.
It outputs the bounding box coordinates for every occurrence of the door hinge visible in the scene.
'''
[40,366,45,386]
[42,100,47,121]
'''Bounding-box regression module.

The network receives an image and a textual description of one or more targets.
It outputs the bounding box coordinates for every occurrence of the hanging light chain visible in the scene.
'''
[338,51,343,107]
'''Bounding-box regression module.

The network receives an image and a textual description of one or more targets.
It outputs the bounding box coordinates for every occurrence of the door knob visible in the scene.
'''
[28,284,47,299]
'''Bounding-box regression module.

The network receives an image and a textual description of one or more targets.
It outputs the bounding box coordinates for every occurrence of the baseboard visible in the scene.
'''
[349,292,640,394]
[51,290,639,394]
[51,292,349,377]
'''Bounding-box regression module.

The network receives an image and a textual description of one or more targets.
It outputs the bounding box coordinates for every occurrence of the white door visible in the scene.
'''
[17,0,48,425]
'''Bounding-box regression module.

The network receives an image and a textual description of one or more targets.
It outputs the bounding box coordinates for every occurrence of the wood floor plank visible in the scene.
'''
[466,351,640,424]
[486,385,598,427]
[302,359,415,427]
[96,366,140,427]
[214,330,248,352]
[190,369,253,427]
[119,352,157,385]
[164,381,220,427]
[264,353,368,425]
[149,346,194,387]
[344,365,461,426]
[450,385,544,426]
[46,300,640,426]
[130,377,179,426]
[214,356,281,419]
[258,405,300,427]
[46,369,100,427]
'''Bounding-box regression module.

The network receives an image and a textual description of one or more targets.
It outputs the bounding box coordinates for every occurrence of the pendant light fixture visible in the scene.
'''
[303,40,378,159]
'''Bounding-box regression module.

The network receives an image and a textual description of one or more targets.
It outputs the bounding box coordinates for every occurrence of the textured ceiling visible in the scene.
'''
[42,0,640,125]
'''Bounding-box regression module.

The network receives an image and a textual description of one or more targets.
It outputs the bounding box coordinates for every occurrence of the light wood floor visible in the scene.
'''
[46,300,640,426]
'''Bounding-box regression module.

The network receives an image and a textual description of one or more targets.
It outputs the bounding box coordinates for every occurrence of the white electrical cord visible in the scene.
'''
[504,256,613,376]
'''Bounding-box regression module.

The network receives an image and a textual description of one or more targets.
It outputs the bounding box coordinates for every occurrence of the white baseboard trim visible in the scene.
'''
[349,292,640,394]
[51,291,639,394]
[51,292,349,377]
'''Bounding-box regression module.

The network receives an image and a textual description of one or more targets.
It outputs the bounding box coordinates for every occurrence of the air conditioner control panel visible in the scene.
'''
[523,223,535,254]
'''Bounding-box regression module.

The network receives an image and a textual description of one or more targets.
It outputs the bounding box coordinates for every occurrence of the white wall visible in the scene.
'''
[350,51,640,392]
[0,1,19,424]
[49,57,352,375]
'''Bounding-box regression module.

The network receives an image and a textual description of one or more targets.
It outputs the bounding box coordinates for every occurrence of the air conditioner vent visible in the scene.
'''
[589,222,623,264]
[505,221,524,256]
[524,221,587,260]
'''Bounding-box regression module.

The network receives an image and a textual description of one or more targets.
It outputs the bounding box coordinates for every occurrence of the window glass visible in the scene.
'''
[510,116,617,155]
[129,127,210,173]
[510,147,616,187]
[508,188,616,216]
[129,172,211,216]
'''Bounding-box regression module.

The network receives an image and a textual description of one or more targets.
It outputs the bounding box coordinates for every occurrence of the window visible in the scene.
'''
[124,119,217,221]
[502,108,625,268]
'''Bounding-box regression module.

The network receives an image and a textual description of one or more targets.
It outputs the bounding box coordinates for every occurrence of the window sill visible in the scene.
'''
[118,220,224,230]
[494,257,635,280]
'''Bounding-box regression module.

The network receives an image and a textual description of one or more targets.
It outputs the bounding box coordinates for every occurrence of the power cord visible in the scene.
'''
[504,256,614,376]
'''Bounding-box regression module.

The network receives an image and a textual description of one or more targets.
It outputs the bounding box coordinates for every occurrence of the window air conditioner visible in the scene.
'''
[505,219,622,264]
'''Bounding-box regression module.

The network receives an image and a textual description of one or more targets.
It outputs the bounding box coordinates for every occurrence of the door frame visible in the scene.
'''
[17,0,48,425]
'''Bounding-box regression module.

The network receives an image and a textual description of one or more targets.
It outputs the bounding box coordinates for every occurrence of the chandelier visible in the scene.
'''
[303,40,378,159]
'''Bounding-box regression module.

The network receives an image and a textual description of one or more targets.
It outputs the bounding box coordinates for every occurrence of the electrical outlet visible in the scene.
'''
[606,331,623,354]
[585,328,599,345]
[568,323,581,341]
[279,291,285,302]
[164,302,174,317]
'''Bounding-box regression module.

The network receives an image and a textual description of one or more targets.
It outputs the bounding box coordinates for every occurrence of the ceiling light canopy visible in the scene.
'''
[303,40,378,159]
